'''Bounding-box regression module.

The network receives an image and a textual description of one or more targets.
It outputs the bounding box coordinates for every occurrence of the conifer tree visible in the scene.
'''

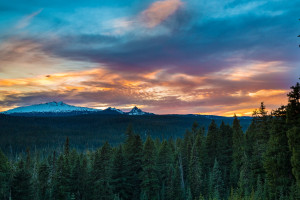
[157,140,173,199]
[0,149,10,200]
[38,162,50,200]
[111,146,127,199]
[238,152,251,197]
[211,159,225,200]
[287,127,300,187]
[231,115,244,187]
[140,136,159,200]
[218,121,233,193]
[92,142,113,200]
[123,126,143,200]
[206,120,219,169]
[264,112,292,198]
[188,133,203,199]
[11,159,33,200]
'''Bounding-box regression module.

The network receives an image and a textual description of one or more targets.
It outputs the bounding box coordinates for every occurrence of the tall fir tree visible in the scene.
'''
[111,146,127,200]
[211,159,225,200]
[92,142,113,200]
[231,115,244,188]
[123,125,143,200]
[0,149,11,200]
[37,162,50,200]
[263,111,292,199]
[11,159,33,200]
[140,136,159,200]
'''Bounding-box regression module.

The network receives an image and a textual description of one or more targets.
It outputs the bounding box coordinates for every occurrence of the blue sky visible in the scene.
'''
[0,0,299,115]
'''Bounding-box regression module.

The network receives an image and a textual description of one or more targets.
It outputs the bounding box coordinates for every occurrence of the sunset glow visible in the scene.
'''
[0,0,299,115]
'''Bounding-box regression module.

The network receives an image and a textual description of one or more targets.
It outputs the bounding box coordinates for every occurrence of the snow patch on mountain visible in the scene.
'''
[3,101,99,114]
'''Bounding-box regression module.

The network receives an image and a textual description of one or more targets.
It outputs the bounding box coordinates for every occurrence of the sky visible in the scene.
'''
[0,0,299,116]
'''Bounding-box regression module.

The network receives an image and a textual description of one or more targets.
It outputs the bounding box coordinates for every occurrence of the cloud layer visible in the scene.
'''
[0,0,299,115]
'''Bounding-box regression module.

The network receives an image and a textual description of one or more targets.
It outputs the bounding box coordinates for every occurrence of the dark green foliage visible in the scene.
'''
[0,150,11,200]
[140,136,159,200]
[238,152,251,197]
[263,113,292,198]
[287,127,300,187]
[92,142,113,200]
[211,159,225,200]
[231,115,244,188]
[123,126,143,200]
[0,114,252,155]
[111,146,127,200]
[206,120,219,169]
[38,162,50,200]
[11,160,33,200]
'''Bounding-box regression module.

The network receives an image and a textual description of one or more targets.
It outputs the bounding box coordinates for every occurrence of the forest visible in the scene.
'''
[0,80,299,200]
[0,113,251,155]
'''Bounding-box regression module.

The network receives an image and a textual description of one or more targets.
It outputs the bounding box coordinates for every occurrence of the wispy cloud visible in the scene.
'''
[16,8,43,29]
[140,0,183,28]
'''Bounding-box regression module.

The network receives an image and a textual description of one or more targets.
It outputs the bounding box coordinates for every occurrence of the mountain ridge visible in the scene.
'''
[2,101,153,116]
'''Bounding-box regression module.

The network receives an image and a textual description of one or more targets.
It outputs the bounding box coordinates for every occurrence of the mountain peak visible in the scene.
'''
[104,107,124,114]
[128,106,154,115]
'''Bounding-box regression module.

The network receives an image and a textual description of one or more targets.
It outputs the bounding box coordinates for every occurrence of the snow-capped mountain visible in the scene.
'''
[2,102,156,116]
[3,101,99,114]
[102,107,124,114]
[127,106,154,115]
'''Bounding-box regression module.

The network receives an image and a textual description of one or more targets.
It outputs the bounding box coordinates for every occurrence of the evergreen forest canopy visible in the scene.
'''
[0,79,299,200]
[0,112,251,155]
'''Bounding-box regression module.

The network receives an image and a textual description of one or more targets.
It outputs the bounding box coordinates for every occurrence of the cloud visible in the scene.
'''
[15,8,43,29]
[140,0,183,28]
[0,0,299,115]
[0,61,292,115]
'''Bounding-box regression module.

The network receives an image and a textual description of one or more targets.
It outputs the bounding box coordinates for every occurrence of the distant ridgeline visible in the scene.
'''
[0,79,299,200]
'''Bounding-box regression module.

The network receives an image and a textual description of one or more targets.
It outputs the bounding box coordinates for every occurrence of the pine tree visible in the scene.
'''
[238,152,251,197]
[287,127,300,188]
[206,120,219,169]
[157,140,173,200]
[181,130,193,181]
[140,136,159,200]
[286,80,300,126]
[123,126,143,200]
[92,142,113,200]
[38,162,50,200]
[249,102,271,184]
[211,159,225,200]
[218,121,233,194]
[69,156,81,200]
[231,115,244,187]
[53,154,70,200]
[264,112,292,198]
[188,133,204,199]
[11,159,33,200]
[0,149,11,200]
[111,146,127,199]
[169,164,183,200]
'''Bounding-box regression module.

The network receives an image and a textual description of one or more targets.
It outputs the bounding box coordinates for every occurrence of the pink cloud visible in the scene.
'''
[140,0,183,28]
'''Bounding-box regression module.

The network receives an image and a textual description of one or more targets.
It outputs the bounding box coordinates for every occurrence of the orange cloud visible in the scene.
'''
[0,60,291,116]
[140,0,183,28]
